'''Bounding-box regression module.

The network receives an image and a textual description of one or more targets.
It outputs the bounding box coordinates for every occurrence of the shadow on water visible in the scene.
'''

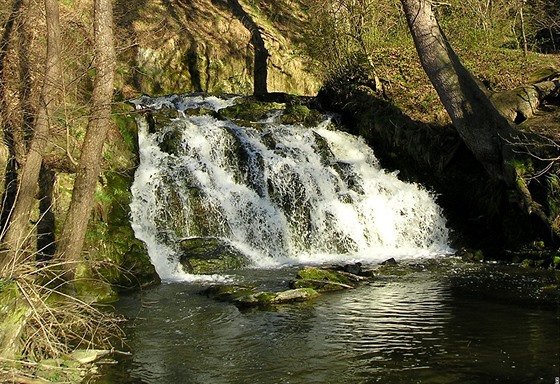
[92,259,560,384]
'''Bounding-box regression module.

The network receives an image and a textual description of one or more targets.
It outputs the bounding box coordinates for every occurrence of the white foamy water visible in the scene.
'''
[130,95,451,280]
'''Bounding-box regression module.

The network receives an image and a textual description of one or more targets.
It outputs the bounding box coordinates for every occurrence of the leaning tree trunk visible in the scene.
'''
[400,0,557,237]
[400,0,517,182]
[1,0,61,271]
[57,0,115,279]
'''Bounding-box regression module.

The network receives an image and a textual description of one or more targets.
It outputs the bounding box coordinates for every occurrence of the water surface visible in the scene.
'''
[95,259,560,384]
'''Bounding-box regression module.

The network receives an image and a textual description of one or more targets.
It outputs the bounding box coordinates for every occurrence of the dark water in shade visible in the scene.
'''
[93,259,560,384]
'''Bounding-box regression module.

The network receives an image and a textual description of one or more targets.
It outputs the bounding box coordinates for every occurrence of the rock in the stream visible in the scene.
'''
[289,266,360,292]
[178,237,251,274]
[203,284,319,308]
[233,288,320,307]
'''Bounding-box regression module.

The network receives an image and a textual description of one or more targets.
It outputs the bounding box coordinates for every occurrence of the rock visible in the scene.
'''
[380,258,397,265]
[342,262,363,275]
[203,284,257,301]
[69,349,112,365]
[456,248,484,262]
[178,237,251,274]
[203,284,319,308]
[233,288,319,307]
[289,266,356,292]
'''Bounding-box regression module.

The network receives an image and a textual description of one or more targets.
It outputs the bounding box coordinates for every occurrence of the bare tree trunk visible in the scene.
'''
[0,0,26,235]
[57,0,115,279]
[225,0,269,96]
[399,0,516,182]
[400,0,560,237]
[1,0,61,270]
[519,0,528,57]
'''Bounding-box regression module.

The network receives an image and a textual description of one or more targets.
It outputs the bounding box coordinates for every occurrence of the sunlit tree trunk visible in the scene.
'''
[57,0,115,279]
[1,0,61,270]
[399,0,516,182]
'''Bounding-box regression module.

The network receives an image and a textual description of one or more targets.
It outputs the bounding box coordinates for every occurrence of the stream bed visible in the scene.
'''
[93,258,559,384]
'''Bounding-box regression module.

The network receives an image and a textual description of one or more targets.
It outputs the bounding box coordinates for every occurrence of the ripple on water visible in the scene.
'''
[100,262,559,384]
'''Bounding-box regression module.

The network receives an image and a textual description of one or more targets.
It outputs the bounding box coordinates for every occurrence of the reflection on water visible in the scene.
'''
[96,261,560,384]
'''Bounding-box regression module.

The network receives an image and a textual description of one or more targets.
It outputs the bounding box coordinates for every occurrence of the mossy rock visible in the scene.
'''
[0,281,31,359]
[233,288,319,307]
[73,263,119,304]
[553,256,560,269]
[528,67,559,84]
[218,98,284,126]
[203,284,258,301]
[280,104,323,127]
[311,130,335,166]
[178,237,251,274]
[456,248,485,262]
[289,266,356,292]
[158,126,184,156]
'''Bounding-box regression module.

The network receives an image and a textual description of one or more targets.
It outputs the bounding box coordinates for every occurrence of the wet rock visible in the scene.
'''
[203,284,258,301]
[380,258,397,265]
[202,284,319,308]
[456,248,484,262]
[233,288,319,307]
[178,237,251,274]
[289,266,357,292]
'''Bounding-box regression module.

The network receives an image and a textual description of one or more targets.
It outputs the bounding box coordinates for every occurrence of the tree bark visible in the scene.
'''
[224,0,269,96]
[1,0,61,270]
[399,0,516,182]
[57,0,115,278]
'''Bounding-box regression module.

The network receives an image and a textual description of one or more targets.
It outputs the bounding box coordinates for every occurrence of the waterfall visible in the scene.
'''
[129,94,451,280]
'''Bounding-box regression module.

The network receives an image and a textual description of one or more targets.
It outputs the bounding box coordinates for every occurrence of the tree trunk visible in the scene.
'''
[399,0,516,182]
[1,0,61,270]
[225,0,269,96]
[400,0,560,240]
[57,0,115,279]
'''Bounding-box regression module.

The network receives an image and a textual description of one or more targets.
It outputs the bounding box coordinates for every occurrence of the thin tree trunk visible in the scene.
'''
[519,0,528,57]
[399,0,516,182]
[57,0,115,279]
[0,0,26,236]
[1,0,61,270]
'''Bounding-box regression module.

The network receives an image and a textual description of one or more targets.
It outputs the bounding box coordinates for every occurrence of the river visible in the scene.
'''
[94,259,559,383]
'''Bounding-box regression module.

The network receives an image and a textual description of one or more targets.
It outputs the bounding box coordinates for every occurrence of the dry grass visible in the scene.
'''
[0,246,126,383]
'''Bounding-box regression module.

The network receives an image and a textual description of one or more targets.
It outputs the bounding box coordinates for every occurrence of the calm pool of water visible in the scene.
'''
[94,259,559,384]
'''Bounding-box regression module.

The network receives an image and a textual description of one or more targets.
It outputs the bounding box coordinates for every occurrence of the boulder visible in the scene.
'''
[178,237,251,274]
[203,284,319,308]
[289,266,359,292]
[233,288,319,307]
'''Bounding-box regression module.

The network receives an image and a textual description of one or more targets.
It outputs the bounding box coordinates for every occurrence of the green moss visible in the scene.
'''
[291,279,347,292]
[295,266,351,285]
[178,237,250,274]
[73,263,118,304]
[203,284,257,301]
[290,266,359,292]
[234,288,320,307]
[280,104,323,127]
[219,98,284,126]
[0,282,31,359]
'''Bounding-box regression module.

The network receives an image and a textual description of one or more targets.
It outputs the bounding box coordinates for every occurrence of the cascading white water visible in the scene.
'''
[130,94,451,280]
